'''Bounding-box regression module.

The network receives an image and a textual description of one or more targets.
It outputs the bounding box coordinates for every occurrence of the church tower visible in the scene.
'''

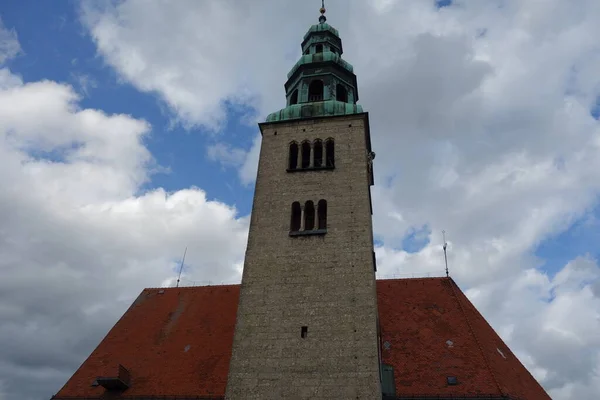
[226,5,382,400]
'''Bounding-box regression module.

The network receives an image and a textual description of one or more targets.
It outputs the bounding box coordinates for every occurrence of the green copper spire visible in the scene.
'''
[265,4,364,123]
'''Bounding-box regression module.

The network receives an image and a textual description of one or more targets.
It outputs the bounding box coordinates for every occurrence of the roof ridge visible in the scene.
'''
[143,284,240,291]
[448,278,505,397]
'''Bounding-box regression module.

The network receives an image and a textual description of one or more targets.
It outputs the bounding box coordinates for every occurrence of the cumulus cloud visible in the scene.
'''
[0,22,248,400]
[0,18,20,63]
[78,1,600,398]
[3,1,598,399]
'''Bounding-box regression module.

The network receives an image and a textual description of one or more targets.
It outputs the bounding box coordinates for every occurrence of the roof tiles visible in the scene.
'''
[53,278,550,399]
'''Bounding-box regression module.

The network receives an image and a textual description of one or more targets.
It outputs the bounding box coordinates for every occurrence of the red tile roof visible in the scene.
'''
[52,278,550,399]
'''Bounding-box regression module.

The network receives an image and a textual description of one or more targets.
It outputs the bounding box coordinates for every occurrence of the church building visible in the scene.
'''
[52,5,551,400]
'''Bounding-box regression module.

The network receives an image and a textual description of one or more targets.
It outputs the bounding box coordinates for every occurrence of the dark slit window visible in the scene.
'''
[314,140,323,168]
[336,84,348,102]
[301,141,311,169]
[290,202,301,232]
[318,200,327,230]
[289,142,298,170]
[304,201,315,231]
[290,89,298,105]
[308,80,324,102]
[325,139,335,168]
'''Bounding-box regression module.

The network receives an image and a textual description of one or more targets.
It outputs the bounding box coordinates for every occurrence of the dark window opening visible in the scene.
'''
[301,141,311,169]
[318,200,327,230]
[316,44,323,53]
[373,250,377,272]
[313,140,323,168]
[290,202,301,232]
[336,84,348,102]
[290,89,299,105]
[304,201,315,231]
[447,376,458,386]
[289,142,298,170]
[308,80,324,102]
[301,326,308,338]
[325,139,335,167]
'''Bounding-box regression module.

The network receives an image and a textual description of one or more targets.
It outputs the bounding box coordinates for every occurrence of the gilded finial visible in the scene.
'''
[319,0,327,23]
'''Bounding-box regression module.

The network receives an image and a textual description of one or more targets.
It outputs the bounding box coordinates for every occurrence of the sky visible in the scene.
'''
[0,0,599,399]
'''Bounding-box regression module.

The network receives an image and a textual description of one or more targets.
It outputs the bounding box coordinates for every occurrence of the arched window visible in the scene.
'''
[289,142,298,170]
[313,140,323,168]
[304,201,315,231]
[308,80,324,102]
[290,89,299,105]
[316,44,323,53]
[318,200,327,230]
[325,139,335,168]
[301,141,311,169]
[336,84,348,102]
[290,202,301,232]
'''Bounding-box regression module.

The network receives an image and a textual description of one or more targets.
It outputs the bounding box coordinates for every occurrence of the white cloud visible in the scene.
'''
[0,27,248,399]
[0,18,21,64]
[2,0,598,398]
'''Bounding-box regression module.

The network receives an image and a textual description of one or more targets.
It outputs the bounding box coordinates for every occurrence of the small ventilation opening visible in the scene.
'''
[301,326,308,338]
[447,376,458,386]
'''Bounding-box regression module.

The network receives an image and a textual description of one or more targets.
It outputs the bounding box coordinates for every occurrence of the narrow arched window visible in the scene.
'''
[290,202,301,232]
[316,44,323,53]
[301,141,311,169]
[304,201,315,231]
[318,200,327,230]
[336,84,348,102]
[325,139,335,168]
[290,89,299,105]
[309,80,324,102]
[313,140,323,168]
[289,142,299,170]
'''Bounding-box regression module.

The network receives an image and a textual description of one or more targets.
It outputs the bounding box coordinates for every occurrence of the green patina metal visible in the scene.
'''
[265,10,364,123]
[287,52,354,79]
[303,23,339,40]
[266,100,363,123]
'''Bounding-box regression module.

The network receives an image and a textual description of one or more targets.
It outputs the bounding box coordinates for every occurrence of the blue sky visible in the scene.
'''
[3,0,599,276]
[2,0,256,215]
[2,2,600,398]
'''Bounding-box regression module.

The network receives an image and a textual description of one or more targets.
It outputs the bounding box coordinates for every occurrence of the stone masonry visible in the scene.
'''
[225,113,382,399]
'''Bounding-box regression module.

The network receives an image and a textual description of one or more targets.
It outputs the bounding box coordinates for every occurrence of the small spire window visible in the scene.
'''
[289,142,299,170]
[290,89,299,105]
[316,44,323,53]
[336,84,348,103]
[290,202,301,232]
[325,139,335,168]
[304,201,315,231]
[313,140,323,168]
[301,141,311,169]
[309,80,324,102]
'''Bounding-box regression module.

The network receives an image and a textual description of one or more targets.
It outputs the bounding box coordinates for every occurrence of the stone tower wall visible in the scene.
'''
[225,113,381,400]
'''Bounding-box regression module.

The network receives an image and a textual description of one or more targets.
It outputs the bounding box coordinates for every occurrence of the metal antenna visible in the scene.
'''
[442,231,449,277]
[176,246,187,288]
